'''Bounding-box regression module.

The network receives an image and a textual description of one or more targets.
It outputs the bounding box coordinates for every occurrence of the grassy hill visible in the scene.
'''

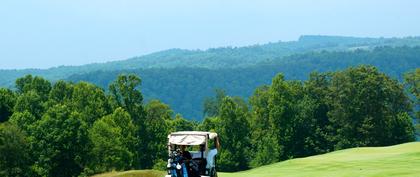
[93,142,420,177]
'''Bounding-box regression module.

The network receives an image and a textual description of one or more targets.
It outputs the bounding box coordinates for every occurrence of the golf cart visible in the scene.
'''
[165,131,220,177]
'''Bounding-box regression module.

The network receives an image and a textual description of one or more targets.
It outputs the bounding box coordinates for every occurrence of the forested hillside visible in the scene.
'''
[69,47,420,119]
[1,66,418,177]
[1,35,420,88]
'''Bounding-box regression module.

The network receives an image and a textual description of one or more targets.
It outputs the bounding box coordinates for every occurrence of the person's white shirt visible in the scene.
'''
[206,148,218,169]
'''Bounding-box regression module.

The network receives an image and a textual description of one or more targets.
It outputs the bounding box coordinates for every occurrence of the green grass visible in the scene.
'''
[91,170,165,177]
[93,142,420,177]
[220,142,420,177]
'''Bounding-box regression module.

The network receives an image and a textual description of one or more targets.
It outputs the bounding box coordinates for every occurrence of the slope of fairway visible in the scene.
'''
[220,142,420,177]
[91,170,165,177]
[92,142,420,177]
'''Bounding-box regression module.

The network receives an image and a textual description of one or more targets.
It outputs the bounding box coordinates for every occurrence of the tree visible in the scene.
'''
[143,100,172,168]
[14,91,44,119]
[87,108,136,174]
[31,104,88,177]
[169,114,196,132]
[268,74,301,160]
[108,74,146,168]
[0,88,16,122]
[109,74,145,122]
[48,80,74,105]
[71,82,111,125]
[301,72,334,153]
[8,111,37,134]
[197,116,221,133]
[0,123,31,177]
[203,89,227,118]
[249,86,280,167]
[328,66,414,149]
[217,97,251,172]
[15,75,51,101]
[404,68,420,137]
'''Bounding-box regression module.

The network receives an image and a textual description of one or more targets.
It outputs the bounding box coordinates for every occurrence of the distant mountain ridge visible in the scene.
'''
[68,46,420,119]
[1,35,420,88]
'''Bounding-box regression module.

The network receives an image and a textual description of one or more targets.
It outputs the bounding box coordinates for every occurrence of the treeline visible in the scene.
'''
[0,66,419,176]
[201,66,418,171]
[69,46,420,119]
[0,74,196,177]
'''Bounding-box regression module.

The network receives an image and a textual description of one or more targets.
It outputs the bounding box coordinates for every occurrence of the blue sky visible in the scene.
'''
[1,0,419,69]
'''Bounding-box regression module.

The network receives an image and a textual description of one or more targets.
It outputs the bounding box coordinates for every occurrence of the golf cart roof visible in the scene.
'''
[168,131,218,146]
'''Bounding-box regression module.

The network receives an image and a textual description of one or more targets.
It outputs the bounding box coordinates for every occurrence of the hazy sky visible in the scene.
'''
[1,0,419,69]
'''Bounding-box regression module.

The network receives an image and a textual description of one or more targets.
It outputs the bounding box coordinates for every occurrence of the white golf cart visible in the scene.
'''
[165,131,220,177]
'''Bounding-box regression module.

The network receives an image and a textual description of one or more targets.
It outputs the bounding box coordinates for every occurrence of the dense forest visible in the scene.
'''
[1,66,418,177]
[1,35,420,88]
[69,46,420,119]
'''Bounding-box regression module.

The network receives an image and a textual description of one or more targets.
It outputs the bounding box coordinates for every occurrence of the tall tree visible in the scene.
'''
[143,100,172,168]
[0,123,31,177]
[203,89,227,118]
[109,74,145,122]
[328,66,414,149]
[15,75,51,101]
[87,108,136,174]
[268,74,301,160]
[249,85,280,167]
[404,68,420,137]
[71,82,111,125]
[13,91,44,119]
[0,88,16,122]
[47,80,74,106]
[108,74,146,168]
[169,114,196,132]
[301,72,334,153]
[217,97,251,172]
[30,104,88,177]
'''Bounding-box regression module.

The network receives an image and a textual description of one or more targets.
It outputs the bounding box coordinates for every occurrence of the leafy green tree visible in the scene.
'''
[143,100,172,168]
[390,112,416,143]
[15,75,51,101]
[217,97,251,172]
[203,89,227,117]
[14,91,44,119]
[268,74,301,160]
[249,86,280,167]
[0,123,31,177]
[108,74,146,168]
[197,116,221,132]
[301,72,334,153]
[48,80,74,105]
[71,82,111,125]
[328,66,414,149]
[87,108,136,174]
[404,68,419,136]
[0,88,16,122]
[31,104,88,177]
[109,74,145,122]
[169,114,196,132]
[8,111,37,134]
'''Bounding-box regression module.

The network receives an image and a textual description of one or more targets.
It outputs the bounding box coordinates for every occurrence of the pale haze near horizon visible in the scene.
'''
[0,0,419,69]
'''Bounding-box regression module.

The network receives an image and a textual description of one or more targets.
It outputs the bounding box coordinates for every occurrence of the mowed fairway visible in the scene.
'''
[93,142,420,177]
[92,170,165,177]
[220,142,420,177]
